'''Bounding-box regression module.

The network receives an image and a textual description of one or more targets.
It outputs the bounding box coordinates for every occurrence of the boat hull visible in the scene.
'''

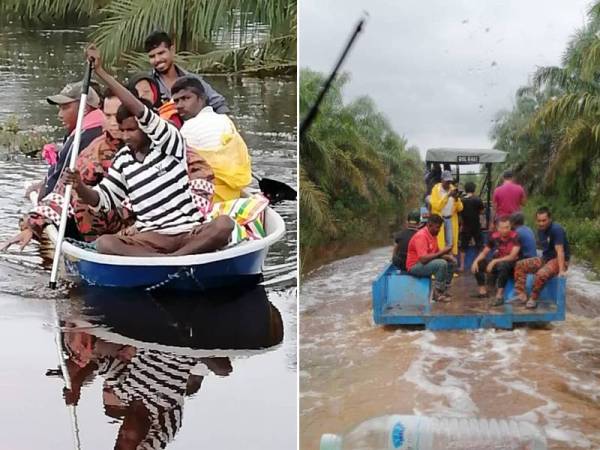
[64,247,267,290]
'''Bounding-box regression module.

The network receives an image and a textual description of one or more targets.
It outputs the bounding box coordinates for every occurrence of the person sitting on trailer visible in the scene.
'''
[173,75,252,202]
[510,207,570,309]
[1,90,133,251]
[510,212,537,260]
[144,30,229,114]
[429,170,463,257]
[63,44,234,257]
[471,216,521,306]
[391,210,422,271]
[458,181,484,272]
[405,214,455,303]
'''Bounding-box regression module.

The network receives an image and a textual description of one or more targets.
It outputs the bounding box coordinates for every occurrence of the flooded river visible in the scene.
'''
[300,247,600,450]
[0,26,297,449]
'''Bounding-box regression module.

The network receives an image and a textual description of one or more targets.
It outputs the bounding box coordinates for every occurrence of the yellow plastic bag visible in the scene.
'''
[190,119,252,202]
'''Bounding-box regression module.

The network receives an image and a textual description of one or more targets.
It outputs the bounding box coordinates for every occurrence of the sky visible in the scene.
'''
[299,0,592,156]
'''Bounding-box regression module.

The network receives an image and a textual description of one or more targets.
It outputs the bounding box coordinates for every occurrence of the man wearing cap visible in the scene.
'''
[34,81,105,199]
[392,210,423,271]
[493,170,526,221]
[430,170,463,257]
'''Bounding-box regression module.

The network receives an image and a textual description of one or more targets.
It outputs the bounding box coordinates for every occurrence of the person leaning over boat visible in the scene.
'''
[405,214,456,303]
[25,82,105,199]
[430,170,463,257]
[391,210,422,271]
[172,75,252,202]
[510,207,570,309]
[62,44,234,257]
[0,90,133,251]
[144,30,229,114]
[471,216,521,307]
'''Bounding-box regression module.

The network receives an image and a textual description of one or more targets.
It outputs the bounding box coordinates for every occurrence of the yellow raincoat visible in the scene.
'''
[190,119,252,202]
[430,182,463,255]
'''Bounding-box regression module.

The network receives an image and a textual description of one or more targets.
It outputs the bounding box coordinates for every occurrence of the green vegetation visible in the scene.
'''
[491,2,600,270]
[300,69,422,272]
[0,116,52,158]
[0,0,296,75]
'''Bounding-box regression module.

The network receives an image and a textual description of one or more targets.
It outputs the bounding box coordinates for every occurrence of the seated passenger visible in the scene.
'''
[511,207,570,309]
[391,210,422,271]
[128,72,183,128]
[471,216,521,306]
[405,214,455,303]
[172,76,252,202]
[1,90,132,251]
[27,81,105,199]
[63,45,234,257]
[510,212,537,260]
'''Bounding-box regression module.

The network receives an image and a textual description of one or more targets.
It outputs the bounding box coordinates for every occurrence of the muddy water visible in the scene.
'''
[0,25,297,449]
[300,247,600,450]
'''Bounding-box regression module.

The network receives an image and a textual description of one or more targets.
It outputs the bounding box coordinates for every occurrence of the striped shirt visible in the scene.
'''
[103,349,199,450]
[93,106,201,234]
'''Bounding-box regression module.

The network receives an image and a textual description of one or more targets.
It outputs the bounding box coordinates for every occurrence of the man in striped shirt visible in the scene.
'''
[64,44,234,256]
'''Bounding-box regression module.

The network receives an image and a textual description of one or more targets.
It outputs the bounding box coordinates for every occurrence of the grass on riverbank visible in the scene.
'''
[0,115,50,157]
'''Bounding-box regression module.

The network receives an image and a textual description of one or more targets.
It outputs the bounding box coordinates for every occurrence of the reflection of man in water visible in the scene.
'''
[57,326,232,450]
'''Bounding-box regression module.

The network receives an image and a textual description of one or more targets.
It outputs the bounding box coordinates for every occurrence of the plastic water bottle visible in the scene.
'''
[320,415,547,450]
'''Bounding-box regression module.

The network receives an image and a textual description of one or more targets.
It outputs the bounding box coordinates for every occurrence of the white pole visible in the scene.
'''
[49,61,93,289]
[52,304,82,450]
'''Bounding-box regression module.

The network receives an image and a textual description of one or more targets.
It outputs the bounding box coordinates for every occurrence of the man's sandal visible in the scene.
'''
[525,299,538,309]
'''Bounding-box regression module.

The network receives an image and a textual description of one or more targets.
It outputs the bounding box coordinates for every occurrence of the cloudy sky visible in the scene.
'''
[300,0,592,155]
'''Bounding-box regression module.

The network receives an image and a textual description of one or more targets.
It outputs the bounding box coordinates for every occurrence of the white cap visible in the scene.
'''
[320,434,342,450]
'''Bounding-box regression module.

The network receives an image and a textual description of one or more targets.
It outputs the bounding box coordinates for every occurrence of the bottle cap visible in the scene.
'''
[320,434,342,450]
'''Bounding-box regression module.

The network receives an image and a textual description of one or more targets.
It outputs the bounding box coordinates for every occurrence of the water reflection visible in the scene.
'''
[51,285,283,450]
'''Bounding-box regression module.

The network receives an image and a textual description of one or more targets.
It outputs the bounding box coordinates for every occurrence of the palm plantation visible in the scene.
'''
[0,0,296,74]
[300,69,422,272]
[492,1,600,267]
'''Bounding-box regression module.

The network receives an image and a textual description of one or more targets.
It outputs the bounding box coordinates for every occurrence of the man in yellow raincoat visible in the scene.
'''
[430,170,463,256]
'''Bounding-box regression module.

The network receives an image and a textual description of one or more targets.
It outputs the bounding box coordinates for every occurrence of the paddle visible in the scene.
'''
[49,60,93,289]
[253,172,297,204]
[299,13,368,138]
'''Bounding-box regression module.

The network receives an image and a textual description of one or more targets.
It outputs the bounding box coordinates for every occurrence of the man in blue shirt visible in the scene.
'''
[511,207,570,309]
[510,212,537,259]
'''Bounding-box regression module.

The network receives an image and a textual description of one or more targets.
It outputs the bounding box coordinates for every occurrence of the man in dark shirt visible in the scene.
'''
[510,212,537,259]
[512,207,570,309]
[471,216,521,306]
[392,210,422,271]
[458,181,484,271]
[144,30,229,114]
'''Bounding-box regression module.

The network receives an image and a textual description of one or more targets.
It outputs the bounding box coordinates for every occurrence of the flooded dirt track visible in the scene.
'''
[300,247,600,450]
[0,25,297,450]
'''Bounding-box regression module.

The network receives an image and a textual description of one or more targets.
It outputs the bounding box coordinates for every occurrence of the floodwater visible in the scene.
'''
[0,26,297,449]
[300,247,600,450]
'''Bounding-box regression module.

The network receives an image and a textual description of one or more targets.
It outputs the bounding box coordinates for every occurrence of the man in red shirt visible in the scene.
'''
[406,214,455,302]
[493,170,526,220]
[471,216,521,306]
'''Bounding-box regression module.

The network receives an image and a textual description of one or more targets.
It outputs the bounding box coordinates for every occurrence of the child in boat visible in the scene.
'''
[63,44,235,257]
[128,72,183,128]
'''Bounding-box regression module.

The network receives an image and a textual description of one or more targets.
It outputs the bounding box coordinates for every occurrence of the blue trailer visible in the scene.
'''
[376,148,566,330]
[372,264,566,330]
